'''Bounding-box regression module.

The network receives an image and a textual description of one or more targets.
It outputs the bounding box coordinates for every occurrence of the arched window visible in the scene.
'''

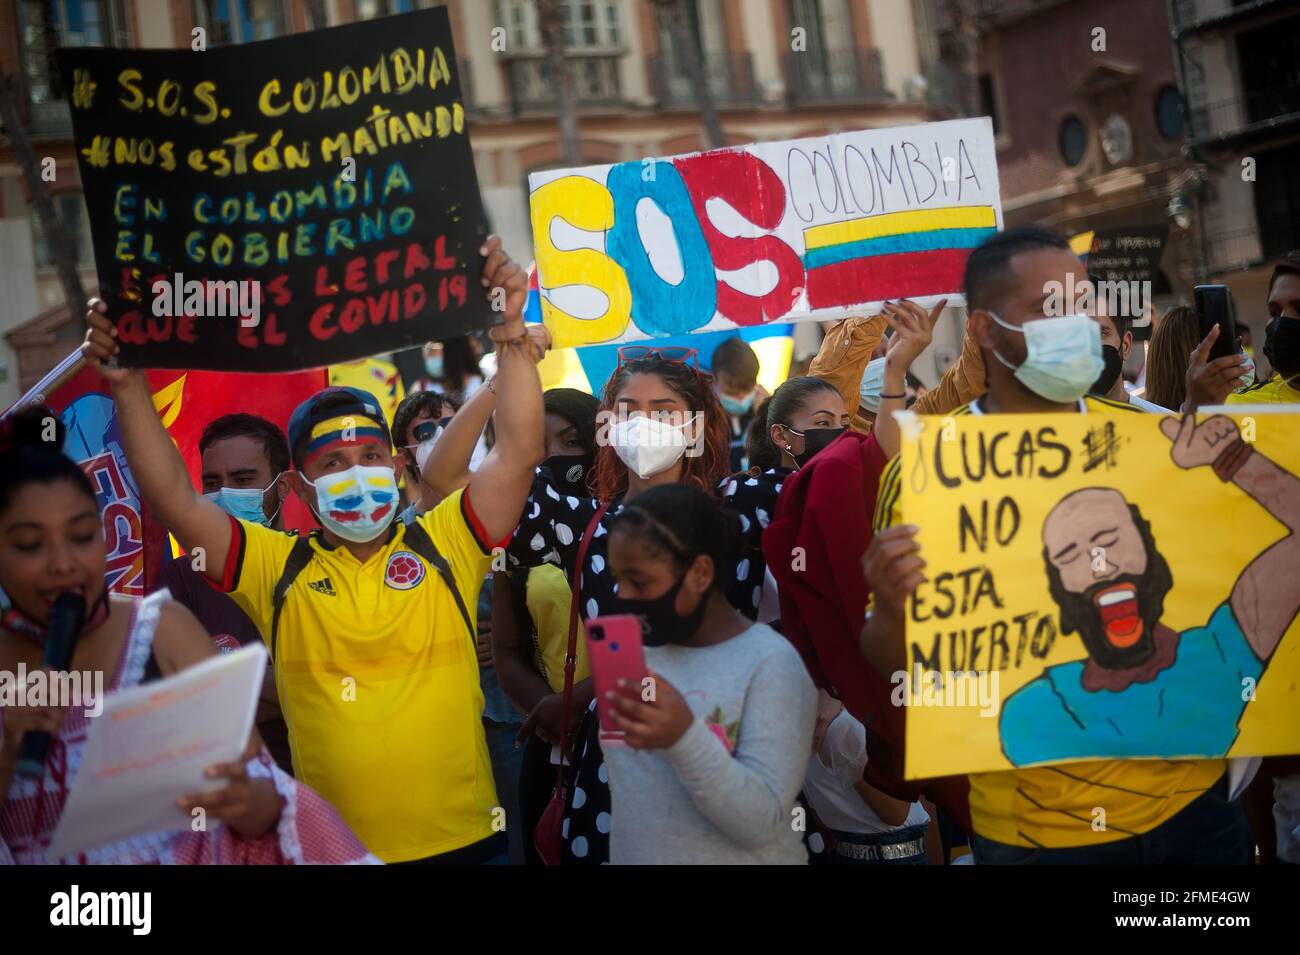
[1059,116,1087,167]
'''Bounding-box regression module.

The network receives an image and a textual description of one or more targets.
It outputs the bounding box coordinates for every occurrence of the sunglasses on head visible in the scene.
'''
[616,345,699,369]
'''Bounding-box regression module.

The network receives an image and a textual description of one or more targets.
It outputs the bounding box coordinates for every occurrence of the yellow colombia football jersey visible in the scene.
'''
[525,563,591,694]
[218,488,498,862]
[1226,373,1300,406]
[872,395,1226,849]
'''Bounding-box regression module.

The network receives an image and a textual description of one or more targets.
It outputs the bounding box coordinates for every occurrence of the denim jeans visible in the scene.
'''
[972,775,1250,865]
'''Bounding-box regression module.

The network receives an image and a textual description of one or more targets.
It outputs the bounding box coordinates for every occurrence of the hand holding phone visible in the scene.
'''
[1194,285,1241,363]
[585,615,648,746]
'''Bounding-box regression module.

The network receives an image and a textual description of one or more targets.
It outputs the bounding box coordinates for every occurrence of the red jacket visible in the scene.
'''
[763,431,971,832]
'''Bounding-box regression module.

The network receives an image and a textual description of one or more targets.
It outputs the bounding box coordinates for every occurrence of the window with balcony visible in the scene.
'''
[31,193,94,272]
[193,0,288,45]
[500,0,621,49]
[496,1,624,112]
[783,0,881,104]
[652,0,752,107]
[1234,16,1300,127]
[1253,147,1300,259]
[19,1,124,106]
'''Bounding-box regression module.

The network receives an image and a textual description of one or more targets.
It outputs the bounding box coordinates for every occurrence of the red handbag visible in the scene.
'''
[534,501,611,865]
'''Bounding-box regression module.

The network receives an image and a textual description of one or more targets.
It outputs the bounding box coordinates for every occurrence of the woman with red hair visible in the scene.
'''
[506,347,756,864]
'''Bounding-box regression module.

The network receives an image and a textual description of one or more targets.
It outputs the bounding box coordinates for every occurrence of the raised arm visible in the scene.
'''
[81,301,234,579]
[1161,413,1300,659]
[424,325,551,499]
[465,237,546,544]
[873,298,945,459]
[912,319,986,416]
[424,381,496,499]
[808,313,886,432]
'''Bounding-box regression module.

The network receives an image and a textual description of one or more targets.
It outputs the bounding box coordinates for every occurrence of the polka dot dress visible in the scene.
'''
[507,466,791,864]
[718,468,790,624]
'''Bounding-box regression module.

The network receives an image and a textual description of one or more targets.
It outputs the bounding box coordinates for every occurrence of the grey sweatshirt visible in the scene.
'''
[604,623,817,864]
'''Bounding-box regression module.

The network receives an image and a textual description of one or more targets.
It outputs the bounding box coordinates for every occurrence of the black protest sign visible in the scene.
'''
[1084,225,1168,341]
[58,8,489,372]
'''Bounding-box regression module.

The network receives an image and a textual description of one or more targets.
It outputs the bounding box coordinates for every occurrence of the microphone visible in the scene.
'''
[15,591,87,780]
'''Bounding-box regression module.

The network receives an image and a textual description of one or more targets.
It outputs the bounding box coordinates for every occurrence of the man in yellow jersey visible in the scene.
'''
[862,227,1251,864]
[81,235,543,864]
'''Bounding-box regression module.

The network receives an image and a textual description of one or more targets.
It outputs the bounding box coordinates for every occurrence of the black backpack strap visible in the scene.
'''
[402,519,475,642]
[270,536,315,663]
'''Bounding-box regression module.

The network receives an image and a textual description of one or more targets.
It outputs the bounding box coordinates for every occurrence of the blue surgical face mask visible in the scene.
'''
[301,464,399,543]
[204,478,282,527]
[718,390,755,416]
[425,355,444,379]
[859,357,887,413]
[990,312,1104,403]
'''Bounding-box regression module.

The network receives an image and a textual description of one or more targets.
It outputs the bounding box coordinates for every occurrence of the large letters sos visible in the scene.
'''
[528,118,1003,349]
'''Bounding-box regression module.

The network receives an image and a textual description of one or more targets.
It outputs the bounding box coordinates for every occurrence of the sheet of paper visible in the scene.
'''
[48,644,266,859]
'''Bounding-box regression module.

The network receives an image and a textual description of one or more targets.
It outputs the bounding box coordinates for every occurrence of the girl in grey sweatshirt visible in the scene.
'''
[596,484,817,864]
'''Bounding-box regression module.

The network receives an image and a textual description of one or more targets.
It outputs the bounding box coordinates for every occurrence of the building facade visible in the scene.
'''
[0,0,949,402]
[1170,0,1300,327]
[935,0,1192,322]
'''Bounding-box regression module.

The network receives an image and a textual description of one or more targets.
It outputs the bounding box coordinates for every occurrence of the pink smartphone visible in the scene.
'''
[585,615,648,746]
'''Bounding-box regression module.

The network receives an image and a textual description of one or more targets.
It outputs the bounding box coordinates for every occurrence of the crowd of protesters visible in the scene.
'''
[0,224,1296,865]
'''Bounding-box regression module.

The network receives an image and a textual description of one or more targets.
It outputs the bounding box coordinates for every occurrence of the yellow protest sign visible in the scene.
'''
[898,409,1300,779]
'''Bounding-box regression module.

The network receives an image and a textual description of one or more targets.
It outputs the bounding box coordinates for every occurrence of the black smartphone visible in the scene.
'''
[1194,285,1240,363]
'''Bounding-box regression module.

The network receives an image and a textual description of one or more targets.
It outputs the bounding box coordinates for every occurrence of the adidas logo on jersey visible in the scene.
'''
[307,577,337,596]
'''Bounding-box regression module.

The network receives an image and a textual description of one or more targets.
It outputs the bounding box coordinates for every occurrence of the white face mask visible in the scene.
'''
[414,439,437,474]
[609,414,691,479]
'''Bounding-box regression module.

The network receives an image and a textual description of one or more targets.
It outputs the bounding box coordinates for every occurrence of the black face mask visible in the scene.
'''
[1264,316,1300,384]
[788,426,846,468]
[609,573,708,648]
[1090,344,1124,396]
[542,453,593,498]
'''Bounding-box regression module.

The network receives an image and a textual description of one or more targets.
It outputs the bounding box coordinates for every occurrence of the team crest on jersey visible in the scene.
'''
[385,551,426,590]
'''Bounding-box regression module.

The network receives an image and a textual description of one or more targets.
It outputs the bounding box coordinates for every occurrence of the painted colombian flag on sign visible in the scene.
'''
[802,205,997,309]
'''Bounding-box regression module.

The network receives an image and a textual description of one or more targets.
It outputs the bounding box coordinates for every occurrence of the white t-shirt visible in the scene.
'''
[803,709,929,834]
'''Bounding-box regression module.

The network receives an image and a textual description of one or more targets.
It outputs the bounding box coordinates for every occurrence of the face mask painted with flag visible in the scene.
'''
[302,465,399,543]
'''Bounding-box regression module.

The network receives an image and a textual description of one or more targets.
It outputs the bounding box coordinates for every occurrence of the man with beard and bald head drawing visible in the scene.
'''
[999,413,1300,766]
